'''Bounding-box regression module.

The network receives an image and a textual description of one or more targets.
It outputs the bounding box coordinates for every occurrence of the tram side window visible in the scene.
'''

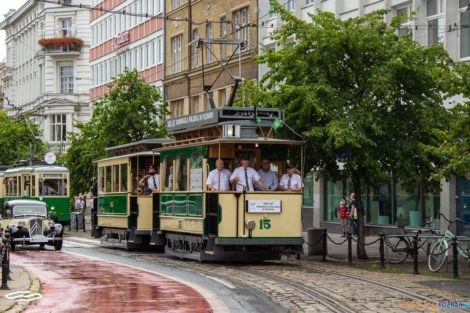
[105,166,112,192]
[31,175,36,196]
[176,155,188,191]
[40,179,58,196]
[112,165,119,192]
[6,177,18,196]
[98,167,105,193]
[121,164,128,192]
[161,157,173,191]
[189,153,203,191]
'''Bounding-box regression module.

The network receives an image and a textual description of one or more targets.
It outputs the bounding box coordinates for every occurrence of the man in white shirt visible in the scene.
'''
[279,164,303,192]
[230,154,267,191]
[255,158,278,191]
[139,164,160,193]
[206,159,231,191]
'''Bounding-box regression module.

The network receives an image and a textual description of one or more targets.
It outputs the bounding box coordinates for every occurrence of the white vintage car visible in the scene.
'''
[1,200,63,251]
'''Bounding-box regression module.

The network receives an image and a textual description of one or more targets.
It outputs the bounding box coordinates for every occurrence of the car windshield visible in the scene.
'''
[12,206,47,218]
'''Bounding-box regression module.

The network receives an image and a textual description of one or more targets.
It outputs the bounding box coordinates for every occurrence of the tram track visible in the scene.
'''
[65,239,468,313]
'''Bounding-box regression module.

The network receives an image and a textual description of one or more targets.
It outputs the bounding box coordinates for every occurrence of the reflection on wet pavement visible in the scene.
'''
[12,251,212,313]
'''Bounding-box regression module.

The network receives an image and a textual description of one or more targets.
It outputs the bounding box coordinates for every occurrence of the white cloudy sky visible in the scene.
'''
[0,0,28,62]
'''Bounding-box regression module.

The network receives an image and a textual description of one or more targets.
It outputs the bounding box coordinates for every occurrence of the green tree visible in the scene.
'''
[0,111,46,165]
[257,1,465,259]
[429,63,470,179]
[65,69,168,196]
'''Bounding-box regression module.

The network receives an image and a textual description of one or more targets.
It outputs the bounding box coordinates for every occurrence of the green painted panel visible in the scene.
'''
[160,194,174,215]
[188,194,203,216]
[98,194,128,215]
[174,194,187,216]
[160,146,207,160]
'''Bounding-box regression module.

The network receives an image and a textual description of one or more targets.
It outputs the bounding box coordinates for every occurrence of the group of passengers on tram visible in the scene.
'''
[206,154,302,192]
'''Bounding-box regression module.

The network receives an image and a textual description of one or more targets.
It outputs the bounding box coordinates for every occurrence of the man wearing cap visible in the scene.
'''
[206,159,231,191]
[279,164,303,192]
[230,154,267,191]
[139,164,160,193]
[255,158,278,191]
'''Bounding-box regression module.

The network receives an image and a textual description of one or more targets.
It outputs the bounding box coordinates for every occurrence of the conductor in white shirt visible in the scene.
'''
[230,154,267,191]
[206,159,231,191]
[279,164,303,192]
[139,164,160,193]
[255,158,278,191]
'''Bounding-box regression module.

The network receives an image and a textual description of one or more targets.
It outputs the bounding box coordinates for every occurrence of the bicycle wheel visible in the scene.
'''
[428,240,448,272]
[385,237,409,264]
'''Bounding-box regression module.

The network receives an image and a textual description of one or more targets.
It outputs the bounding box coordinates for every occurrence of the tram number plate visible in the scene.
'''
[246,200,281,213]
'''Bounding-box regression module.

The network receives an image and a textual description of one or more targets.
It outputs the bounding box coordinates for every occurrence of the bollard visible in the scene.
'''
[75,214,79,232]
[321,229,327,262]
[379,233,385,270]
[413,234,419,274]
[452,237,459,279]
[347,234,353,265]
[1,239,9,290]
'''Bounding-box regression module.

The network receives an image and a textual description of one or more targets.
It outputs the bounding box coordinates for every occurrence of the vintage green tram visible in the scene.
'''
[2,165,70,224]
[95,139,170,249]
[156,107,304,261]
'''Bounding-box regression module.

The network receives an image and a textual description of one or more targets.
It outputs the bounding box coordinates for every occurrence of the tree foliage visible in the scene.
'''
[64,69,168,196]
[0,111,46,165]
[257,1,466,258]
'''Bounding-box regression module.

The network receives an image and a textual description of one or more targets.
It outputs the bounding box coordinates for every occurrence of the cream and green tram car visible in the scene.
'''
[156,107,304,261]
[95,139,170,249]
[3,165,70,224]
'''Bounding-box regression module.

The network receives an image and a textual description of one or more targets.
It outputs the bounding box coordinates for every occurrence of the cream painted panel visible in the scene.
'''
[98,215,127,228]
[217,192,302,238]
[137,196,153,230]
[160,216,204,234]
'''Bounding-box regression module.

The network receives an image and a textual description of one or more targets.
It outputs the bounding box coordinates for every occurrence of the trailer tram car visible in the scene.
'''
[95,139,170,250]
[157,107,304,261]
[2,165,70,225]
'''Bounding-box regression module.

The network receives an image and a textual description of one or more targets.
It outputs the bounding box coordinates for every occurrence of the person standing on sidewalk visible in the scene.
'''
[337,199,349,237]
[348,193,358,236]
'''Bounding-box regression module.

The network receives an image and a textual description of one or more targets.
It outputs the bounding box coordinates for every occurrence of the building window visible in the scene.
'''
[220,17,227,59]
[171,34,183,73]
[218,89,226,107]
[172,0,182,10]
[286,0,295,11]
[206,22,213,64]
[396,6,412,37]
[232,7,249,52]
[191,95,200,114]
[170,99,184,118]
[60,18,72,37]
[50,114,67,142]
[60,65,74,93]
[306,0,314,4]
[460,5,470,59]
[192,28,199,68]
[426,0,444,46]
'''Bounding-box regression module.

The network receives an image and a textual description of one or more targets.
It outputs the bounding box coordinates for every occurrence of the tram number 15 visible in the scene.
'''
[259,219,271,230]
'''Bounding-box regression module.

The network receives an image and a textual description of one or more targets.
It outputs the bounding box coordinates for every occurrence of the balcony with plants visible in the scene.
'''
[38,37,83,56]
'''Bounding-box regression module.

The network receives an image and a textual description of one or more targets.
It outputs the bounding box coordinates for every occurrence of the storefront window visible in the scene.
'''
[324,180,343,221]
[303,171,314,206]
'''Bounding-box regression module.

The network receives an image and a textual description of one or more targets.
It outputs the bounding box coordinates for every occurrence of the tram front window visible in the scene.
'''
[40,179,67,196]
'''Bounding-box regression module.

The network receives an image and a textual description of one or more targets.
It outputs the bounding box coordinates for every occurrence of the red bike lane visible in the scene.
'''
[12,251,213,313]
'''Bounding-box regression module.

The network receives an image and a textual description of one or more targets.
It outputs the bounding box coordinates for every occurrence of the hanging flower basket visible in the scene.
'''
[38,37,84,49]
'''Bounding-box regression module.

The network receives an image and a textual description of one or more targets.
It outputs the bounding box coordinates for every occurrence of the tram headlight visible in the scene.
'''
[245,219,256,230]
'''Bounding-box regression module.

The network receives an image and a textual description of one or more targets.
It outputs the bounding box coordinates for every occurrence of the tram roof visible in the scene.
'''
[4,165,68,174]
[155,137,304,152]
[105,139,173,156]
[93,151,156,164]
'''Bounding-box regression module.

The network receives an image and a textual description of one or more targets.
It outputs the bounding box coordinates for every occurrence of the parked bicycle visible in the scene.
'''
[428,214,470,272]
[385,222,438,264]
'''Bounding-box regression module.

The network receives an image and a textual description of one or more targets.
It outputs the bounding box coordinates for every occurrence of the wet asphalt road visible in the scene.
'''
[11,240,284,313]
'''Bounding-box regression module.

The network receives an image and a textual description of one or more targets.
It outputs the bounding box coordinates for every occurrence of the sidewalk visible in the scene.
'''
[0,264,41,313]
